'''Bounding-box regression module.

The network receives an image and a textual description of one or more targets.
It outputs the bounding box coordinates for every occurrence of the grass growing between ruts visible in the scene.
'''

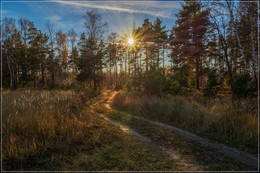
[106,110,249,171]
[111,91,257,155]
[2,90,173,171]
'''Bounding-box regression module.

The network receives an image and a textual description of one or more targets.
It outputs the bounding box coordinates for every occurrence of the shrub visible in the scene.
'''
[231,73,256,99]
[131,68,143,91]
[163,67,189,95]
[124,80,132,91]
[174,67,189,88]
[204,69,219,97]
[143,66,165,96]
[165,77,182,95]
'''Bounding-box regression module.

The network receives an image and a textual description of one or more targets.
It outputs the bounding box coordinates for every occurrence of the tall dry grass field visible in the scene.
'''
[111,92,258,154]
[2,90,174,171]
[2,90,93,170]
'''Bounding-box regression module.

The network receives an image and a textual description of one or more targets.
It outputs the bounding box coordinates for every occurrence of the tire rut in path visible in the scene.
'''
[91,91,202,171]
[105,91,258,170]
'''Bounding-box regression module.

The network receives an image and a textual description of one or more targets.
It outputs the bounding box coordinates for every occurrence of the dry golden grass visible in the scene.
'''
[111,92,258,154]
[2,90,174,171]
[3,90,89,159]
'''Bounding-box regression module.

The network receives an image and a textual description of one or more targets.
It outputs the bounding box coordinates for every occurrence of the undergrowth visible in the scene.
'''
[111,91,258,154]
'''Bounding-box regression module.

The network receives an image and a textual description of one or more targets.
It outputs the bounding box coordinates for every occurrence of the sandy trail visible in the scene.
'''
[91,91,201,171]
[93,90,258,170]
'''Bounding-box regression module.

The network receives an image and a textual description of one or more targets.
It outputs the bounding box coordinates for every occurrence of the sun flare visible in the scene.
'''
[128,38,134,45]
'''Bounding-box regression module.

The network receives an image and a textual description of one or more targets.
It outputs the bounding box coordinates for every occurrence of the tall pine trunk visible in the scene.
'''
[250,15,257,87]
[41,64,45,87]
[109,57,112,86]
[195,56,200,90]
[7,56,15,90]
[51,72,55,88]
[145,45,148,72]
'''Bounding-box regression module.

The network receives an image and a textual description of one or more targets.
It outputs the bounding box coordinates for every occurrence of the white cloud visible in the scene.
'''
[119,1,181,9]
[46,15,61,22]
[51,0,180,19]
[1,10,9,14]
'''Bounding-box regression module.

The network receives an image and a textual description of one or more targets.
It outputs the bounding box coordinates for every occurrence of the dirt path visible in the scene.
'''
[104,91,258,170]
[91,91,201,171]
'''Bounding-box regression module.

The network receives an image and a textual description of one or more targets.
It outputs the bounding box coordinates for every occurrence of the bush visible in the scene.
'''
[131,68,143,91]
[124,80,132,91]
[164,67,189,95]
[143,67,165,96]
[165,77,182,95]
[204,69,219,97]
[175,67,189,88]
[231,73,256,99]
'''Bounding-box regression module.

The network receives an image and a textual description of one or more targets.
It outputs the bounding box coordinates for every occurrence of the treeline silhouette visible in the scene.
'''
[1,0,258,98]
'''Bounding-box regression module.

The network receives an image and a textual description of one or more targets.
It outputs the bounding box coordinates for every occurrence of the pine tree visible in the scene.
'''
[2,20,22,89]
[68,29,78,73]
[236,0,258,86]
[45,21,56,88]
[152,17,168,68]
[140,19,153,72]
[56,30,69,72]
[107,32,118,86]
[77,10,107,91]
[29,28,49,87]
[170,0,209,90]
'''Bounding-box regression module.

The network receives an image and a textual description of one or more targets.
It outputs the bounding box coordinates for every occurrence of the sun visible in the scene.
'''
[128,38,134,45]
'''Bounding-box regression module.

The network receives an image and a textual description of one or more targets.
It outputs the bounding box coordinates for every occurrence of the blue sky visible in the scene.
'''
[1,0,182,37]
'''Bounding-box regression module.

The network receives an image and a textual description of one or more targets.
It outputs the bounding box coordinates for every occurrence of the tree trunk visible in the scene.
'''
[157,43,160,68]
[41,64,45,87]
[34,73,36,88]
[162,44,165,69]
[195,56,200,90]
[250,15,257,87]
[210,13,234,85]
[125,52,127,78]
[6,56,14,90]
[128,50,130,75]
[134,50,136,78]
[93,68,97,91]
[224,47,233,85]
[94,79,97,91]
[109,58,112,86]
[226,1,248,73]
[219,32,234,85]
[139,52,142,69]
[52,72,55,88]
[234,27,248,73]
[146,45,148,72]
[115,61,118,87]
